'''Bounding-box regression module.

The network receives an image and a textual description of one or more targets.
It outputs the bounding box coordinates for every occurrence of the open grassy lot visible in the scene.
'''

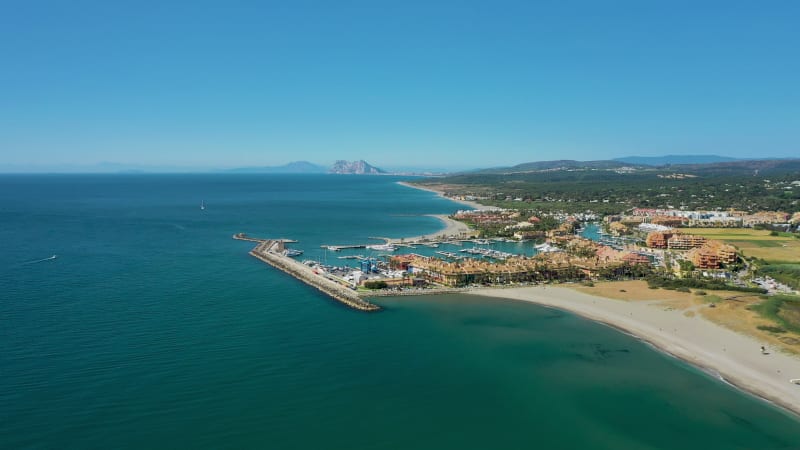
[680,228,800,263]
[751,295,800,335]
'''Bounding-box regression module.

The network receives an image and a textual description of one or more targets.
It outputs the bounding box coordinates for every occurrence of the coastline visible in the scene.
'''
[467,286,800,417]
[397,181,499,211]
[397,177,800,415]
[388,214,472,243]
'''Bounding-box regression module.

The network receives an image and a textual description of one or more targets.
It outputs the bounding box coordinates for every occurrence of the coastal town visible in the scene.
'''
[253,205,798,296]
[9,2,800,447]
[235,178,800,417]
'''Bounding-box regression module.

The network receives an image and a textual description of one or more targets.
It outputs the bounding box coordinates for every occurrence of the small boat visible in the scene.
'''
[284,249,303,257]
[791,379,800,385]
[201,200,206,210]
[366,244,397,252]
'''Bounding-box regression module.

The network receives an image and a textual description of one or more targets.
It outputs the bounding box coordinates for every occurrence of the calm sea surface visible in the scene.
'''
[2,174,800,449]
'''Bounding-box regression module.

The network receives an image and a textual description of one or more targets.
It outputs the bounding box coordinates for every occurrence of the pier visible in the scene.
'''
[234,234,381,312]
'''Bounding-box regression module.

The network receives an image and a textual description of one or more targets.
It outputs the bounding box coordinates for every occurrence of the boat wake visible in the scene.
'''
[21,255,58,265]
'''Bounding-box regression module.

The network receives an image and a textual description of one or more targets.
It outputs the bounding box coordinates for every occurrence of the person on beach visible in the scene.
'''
[761,346,767,354]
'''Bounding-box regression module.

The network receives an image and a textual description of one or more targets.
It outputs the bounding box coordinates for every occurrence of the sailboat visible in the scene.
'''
[200,200,206,210]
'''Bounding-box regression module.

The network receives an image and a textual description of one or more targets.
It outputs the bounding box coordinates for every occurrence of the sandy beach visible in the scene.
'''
[397,181,499,211]
[470,285,800,416]
[388,214,473,243]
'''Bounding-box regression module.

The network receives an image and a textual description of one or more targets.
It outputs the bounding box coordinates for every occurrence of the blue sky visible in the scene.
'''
[1,0,798,171]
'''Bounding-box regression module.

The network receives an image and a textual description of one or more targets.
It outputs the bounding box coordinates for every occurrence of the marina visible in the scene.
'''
[315,237,546,269]
[7,174,800,450]
[234,234,381,312]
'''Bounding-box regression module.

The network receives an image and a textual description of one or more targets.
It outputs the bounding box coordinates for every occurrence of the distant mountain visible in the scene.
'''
[452,156,800,178]
[228,161,327,174]
[329,160,387,175]
[474,159,632,174]
[613,155,739,166]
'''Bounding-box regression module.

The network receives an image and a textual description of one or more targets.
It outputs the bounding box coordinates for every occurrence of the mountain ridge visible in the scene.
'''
[613,155,739,166]
[465,157,800,176]
[329,160,387,175]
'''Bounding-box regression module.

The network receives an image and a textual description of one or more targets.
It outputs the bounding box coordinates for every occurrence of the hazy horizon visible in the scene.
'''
[2,153,799,174]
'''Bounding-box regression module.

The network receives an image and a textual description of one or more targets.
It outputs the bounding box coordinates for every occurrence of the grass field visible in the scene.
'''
[680,228,800,263]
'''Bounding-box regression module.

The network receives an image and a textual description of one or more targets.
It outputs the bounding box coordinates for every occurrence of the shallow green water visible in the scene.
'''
[2,174,799,449]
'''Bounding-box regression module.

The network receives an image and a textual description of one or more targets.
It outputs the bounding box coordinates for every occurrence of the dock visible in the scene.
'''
[321,244,366,251]
[234,233,297,244]
[234,234,380,312]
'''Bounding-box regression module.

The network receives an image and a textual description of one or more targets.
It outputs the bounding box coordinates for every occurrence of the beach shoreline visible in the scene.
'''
[463,285,800,417]
[388,214,473,243]
[396,178,800,415]
[397,181,499,211]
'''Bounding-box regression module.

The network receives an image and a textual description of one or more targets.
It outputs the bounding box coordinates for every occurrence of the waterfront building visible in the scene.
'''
[608,222,629,235]
[666,234,707,250]
[646,231,673,248]
[388,242,650,287]
[687,241,738,269]
[742,211,791,227]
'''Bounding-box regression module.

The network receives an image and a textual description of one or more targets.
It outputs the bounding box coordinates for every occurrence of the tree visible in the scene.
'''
[678,259,695,273]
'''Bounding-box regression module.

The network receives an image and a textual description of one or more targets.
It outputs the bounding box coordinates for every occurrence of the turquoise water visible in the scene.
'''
[2,174,800,449]
[581,222,602,241]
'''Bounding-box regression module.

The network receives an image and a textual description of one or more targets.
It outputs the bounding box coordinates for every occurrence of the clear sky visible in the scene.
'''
[1,0,798,171]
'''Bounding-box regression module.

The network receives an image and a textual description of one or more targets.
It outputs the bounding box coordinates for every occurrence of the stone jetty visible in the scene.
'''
[233,234,381,312]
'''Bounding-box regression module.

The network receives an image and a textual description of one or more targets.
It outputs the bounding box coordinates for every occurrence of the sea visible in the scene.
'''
[2,174,800,450]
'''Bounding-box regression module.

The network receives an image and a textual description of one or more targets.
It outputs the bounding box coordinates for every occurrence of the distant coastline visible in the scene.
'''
[397,181,499,211]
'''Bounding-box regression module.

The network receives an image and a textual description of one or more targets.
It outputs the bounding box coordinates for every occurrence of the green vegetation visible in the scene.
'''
[757,325,787,334]
[572,247,598,258]
[595,262,652,279]
[758,264,800,291]
[645,275,766,294]
[677,260,695,273]
[417,161,800,214]
[363,280,388,289]
[455,212,560,238]
[751,295,800,334]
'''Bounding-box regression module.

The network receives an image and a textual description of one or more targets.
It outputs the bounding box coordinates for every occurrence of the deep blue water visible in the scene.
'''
[2,174,800,449]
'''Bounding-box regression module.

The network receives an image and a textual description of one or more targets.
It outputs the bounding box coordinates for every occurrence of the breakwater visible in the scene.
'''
[234,234,381,312]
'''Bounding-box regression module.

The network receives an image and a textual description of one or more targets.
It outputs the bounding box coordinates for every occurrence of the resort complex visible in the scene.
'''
[240,200,799,301]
